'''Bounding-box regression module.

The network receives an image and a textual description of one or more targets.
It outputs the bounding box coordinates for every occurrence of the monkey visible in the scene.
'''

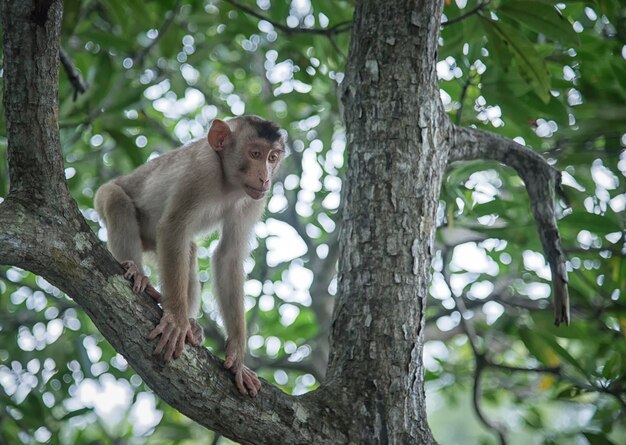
[94,115,286,397]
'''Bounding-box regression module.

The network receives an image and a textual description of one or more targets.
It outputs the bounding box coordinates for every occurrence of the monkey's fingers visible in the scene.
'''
[164,329,184,362]
[121,260,139,279]
[224,353,237,370]
[250,369,262,392]
[151,323,174,356]
[174,332,186,359]
[188,319,204,346]
[234,369,247,396]
[133,275,149,293]
[148,319,165,340]
[242,367,260,397]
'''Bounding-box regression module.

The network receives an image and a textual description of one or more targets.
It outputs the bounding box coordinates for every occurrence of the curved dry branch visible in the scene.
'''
[449,125,570,326]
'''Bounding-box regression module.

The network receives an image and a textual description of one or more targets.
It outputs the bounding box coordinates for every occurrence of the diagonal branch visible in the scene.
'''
[441,1,490,27]
[222,0,352,36]
[135,0,181,66]
[59,48,87,100]
[0,204,345,444]
[449,125,570,326]
[440,248,508,444]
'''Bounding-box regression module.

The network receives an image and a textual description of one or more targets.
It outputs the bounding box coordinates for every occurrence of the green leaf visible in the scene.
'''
[81,29,133,53]
[519,328,558,366]
[483,21,512,70]
[481,16,551,103]
[62,0,83,35]
[499,1,580,47]
[602,352,622,380]
[539,334,588,376]
[583,432,617,445]
[560,211,623,235]
[107,129,145,168]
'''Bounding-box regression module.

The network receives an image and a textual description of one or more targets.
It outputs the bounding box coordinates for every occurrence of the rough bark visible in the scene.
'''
[325,0,447,443]
[1,0,68,206]
[0,0,570,443]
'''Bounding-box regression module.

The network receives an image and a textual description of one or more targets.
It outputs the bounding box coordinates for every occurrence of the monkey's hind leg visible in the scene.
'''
[95,182,156,295]
[121,261,162,300]
[187,242,204,346]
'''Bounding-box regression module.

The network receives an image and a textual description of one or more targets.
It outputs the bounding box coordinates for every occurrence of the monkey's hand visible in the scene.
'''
[121,260,160,301]
[224,339,261,397]
[148,311,196,362]
[188,319,205,346]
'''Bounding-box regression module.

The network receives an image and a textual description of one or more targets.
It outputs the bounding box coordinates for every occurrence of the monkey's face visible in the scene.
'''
[238,139,284,200]
[208,116,286,200]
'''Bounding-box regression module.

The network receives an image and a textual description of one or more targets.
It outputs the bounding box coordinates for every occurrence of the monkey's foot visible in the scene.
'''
[224,342,261,397]
[121,260,160,301]
[188,319,205,346]
[148,312,195,362]
[227,364,261,398]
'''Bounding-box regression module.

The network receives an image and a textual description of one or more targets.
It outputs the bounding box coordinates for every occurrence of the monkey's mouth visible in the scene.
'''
[244,185,268,200]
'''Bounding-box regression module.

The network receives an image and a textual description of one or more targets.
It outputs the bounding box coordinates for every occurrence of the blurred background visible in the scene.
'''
[0,0,624,444]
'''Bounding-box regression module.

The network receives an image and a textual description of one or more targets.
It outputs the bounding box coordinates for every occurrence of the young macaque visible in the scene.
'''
[94,116,285,397]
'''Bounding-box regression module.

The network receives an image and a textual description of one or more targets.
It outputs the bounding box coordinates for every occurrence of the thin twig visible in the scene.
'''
[59,48,88,100]
[441,248,508,444]
[442,1,490,27]
[473,362,508,445]
[455,74,476,126]
[61,2,182,140]
[136,1,181,66]
[223,0,351,36]
[488,362,561,375]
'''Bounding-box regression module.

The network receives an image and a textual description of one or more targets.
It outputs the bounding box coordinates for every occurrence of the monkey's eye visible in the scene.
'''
[250,151,261,159]
[268,154,279,163]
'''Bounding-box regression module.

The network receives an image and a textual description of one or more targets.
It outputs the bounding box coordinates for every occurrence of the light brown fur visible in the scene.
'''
[94,116,285,396]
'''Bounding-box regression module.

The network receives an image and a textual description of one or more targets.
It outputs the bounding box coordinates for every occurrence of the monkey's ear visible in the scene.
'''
[207,119,232,151]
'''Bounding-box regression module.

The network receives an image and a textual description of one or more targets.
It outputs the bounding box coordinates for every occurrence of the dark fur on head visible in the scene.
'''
[243,116,282,143]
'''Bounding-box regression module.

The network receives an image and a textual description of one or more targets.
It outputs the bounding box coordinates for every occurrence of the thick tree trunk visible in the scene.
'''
[325,0,447,443]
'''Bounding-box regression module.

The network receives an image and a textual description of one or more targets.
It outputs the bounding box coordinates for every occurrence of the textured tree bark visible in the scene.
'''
[0,0,570,443]
[325,0,447,443]
[1,0,68,206]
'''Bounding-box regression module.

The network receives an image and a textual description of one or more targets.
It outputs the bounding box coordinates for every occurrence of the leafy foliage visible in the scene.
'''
[0,0,624,444]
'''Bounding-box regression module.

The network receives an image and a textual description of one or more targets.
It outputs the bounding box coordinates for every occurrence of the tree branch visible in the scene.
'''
[449,125,570,326]
[1,192,347,445]
[441,1,490,27]
[135,0,181,66]
[222,0,351,36]
[59,48,87,100]
[473,360,508,445]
